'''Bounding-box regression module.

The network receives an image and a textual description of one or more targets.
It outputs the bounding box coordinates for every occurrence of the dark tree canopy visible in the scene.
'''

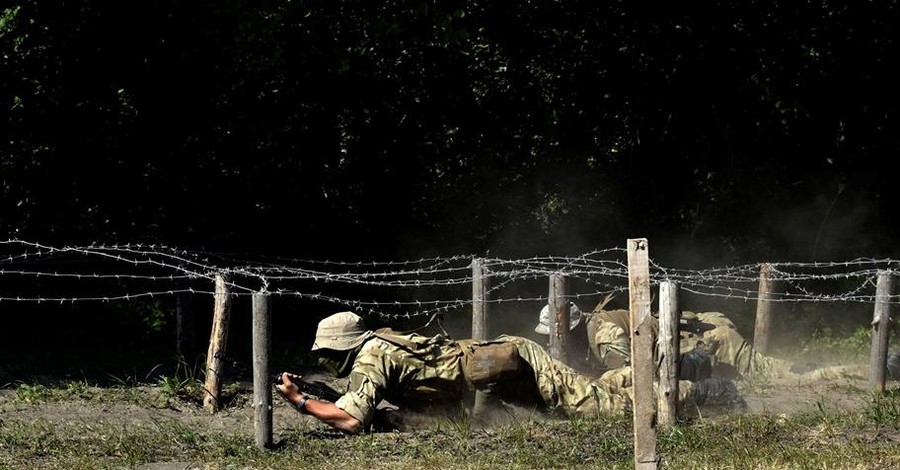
[3,1,900,264]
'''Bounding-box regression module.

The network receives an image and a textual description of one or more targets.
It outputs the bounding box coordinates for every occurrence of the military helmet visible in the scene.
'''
[312,311,374,351]
[534,302,583,335]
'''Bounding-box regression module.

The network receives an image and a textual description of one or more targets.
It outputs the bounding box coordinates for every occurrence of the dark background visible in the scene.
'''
[2,1,898,382]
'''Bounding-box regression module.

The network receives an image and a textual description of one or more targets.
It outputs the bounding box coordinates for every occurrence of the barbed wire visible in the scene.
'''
[3,239,900,319]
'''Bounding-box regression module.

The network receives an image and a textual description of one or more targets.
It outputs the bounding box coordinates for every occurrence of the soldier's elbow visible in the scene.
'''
[334,417,363,435]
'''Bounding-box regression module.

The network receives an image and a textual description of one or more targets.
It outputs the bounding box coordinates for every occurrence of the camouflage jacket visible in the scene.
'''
[334,330,633,428]
[334,330,469,428]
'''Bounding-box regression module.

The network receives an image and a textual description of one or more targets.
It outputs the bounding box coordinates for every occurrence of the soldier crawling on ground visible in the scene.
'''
[275,311,746,434]
[533,297,900,386]
[533,299,717,384]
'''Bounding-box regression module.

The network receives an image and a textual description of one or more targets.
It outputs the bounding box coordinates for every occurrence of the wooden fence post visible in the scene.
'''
[472,258,489,341]
[869,271,893,393]
[627,238,658,470]
[657,280,680,428]
[471,257,492,418]
[252,291,273,449]
[753,263,774,356]
[203,272,232,413]
[548,273,569,362]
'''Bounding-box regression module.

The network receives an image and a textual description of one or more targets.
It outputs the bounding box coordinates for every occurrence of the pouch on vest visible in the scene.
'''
[462,342,522,387]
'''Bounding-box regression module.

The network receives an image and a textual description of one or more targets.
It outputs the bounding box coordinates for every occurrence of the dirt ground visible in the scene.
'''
[2,368,897,470]
[0,372,885,439]
[741,376,873,416]
[0,384,304,438]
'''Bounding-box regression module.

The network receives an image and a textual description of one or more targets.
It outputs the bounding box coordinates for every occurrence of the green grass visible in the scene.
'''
[659,398,900,469]
[8,380,148,406]
[2,333,899,470]
[1,384,898,470]
[795,324,900,365]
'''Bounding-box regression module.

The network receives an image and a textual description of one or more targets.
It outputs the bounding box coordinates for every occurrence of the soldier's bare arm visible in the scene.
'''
[298,397,363,434]
[275,372,363,434]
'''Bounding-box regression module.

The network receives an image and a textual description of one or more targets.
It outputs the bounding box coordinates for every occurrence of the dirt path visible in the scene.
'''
[0,386,307,436]
[0,374,884,437]
[2,374,896,470]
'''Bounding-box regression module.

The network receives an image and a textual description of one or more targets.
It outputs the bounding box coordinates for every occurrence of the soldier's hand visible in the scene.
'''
[275,372,303,399]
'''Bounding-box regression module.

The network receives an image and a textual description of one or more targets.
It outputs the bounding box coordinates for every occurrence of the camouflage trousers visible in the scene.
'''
[502,336,630,416]
[694,327,868,382]
[597,366,727,409]
[795,364,869,383]
[694,325,775,377]
[501,336,707,417]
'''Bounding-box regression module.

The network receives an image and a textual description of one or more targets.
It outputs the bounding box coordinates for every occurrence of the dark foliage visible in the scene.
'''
[3,1,899,377]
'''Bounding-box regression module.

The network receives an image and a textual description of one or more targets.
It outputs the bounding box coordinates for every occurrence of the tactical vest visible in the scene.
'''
[373,328,522,389]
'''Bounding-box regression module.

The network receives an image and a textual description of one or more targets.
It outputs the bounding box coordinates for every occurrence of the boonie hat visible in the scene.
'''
[534,302,583,335]
[312,311,374,351]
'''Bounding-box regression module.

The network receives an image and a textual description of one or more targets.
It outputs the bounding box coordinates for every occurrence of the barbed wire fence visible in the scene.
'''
[3,237,897,385]
[5,239,900,315]
[2,237,898,367]
[3,238,898,452]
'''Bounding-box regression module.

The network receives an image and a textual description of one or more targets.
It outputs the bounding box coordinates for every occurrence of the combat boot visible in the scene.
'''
[888,350,900,380]
[686,378,747,410]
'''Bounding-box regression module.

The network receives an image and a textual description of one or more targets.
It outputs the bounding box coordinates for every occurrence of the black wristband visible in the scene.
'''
[294,396,309,414]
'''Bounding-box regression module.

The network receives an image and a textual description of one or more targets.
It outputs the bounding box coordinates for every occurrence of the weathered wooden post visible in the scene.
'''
[472,258,489,341]
[628,238,658,470]
[657,280,680,428]
[547,273,569,362]
[869,271,893,393]
[753,263,774,356]
[471,257,492,419]
[252,291,273,449]
[203,272,232,413]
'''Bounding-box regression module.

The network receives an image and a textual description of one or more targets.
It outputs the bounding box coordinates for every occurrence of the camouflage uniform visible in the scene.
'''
[334,331,471,427]
[498,335,631,416]
[533,302,602,376]
[587,309,634,371]
[332,328,729,429]
[497,336,729,414]
[682,311,781,377]
[591,309,868,382]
